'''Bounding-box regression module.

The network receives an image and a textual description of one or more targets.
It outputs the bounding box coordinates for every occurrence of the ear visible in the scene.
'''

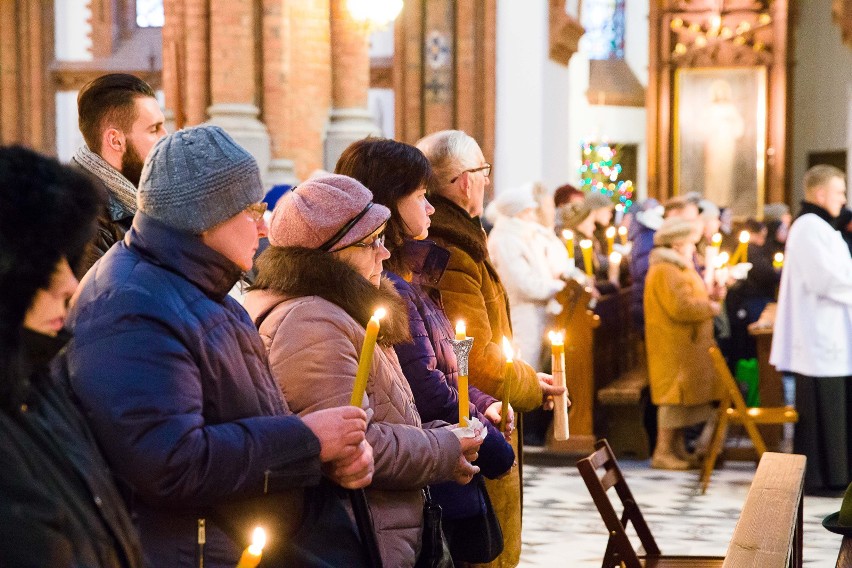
[103,127,125,154]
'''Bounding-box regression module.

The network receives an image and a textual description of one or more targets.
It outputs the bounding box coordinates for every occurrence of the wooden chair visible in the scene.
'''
[699,347,799,494]
[576,439,725,567]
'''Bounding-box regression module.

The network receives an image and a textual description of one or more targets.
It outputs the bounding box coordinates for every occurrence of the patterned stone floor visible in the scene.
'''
[519,457,842,567]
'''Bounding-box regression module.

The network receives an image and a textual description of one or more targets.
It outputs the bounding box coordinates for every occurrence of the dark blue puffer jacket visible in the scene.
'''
[387,240,515,519]
[60,213,356,568]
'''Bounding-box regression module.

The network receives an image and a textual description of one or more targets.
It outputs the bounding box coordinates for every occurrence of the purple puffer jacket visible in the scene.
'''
[387,239,515,519]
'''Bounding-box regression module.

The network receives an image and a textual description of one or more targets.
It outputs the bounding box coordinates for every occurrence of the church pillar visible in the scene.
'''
[207,0,271,181]
[324,0,379,171]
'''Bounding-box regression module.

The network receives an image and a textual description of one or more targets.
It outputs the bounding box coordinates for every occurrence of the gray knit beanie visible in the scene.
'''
[137,125,264,233]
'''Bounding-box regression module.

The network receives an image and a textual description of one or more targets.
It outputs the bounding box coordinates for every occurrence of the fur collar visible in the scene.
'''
[251,246,411,346]
[649,246,689,269]
[428,194,489,262]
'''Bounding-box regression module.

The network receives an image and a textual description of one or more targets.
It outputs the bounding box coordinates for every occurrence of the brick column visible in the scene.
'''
[324,0,379,170]
[206,0,271,182]
[184,0,210,126]
[262,0,297,185]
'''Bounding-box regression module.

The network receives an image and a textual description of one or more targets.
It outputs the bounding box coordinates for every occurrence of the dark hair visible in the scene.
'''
[77,73,157,153]
[743,218,766,235]
[0,146,104,409]
[553,183,582,208]
[663,196,697,218]
[335,138,432,273]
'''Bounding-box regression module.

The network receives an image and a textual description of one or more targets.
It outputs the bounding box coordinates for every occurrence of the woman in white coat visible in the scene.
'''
[487,183,569,370]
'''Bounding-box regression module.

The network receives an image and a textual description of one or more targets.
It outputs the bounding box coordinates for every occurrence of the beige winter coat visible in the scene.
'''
[244,246,462,568]
[644,247,721,406]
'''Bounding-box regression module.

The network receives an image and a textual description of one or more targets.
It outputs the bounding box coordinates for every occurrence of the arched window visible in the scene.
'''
[136,0,164,28]
[581,0,625,60]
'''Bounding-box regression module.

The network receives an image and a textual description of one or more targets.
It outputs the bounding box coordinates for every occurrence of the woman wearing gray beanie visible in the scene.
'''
[244,173,482,568]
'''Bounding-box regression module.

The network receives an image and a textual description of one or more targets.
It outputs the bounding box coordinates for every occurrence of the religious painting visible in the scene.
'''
[673,67,767,217]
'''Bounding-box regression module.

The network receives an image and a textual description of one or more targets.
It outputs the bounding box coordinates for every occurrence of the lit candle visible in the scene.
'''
[605,226,616,255]
[773,252,784,270]
[236,527,266,568]
[455,320,470,427]
[501,337,514,433]
[614,203,625,226]
[548,331,569,441]
[580,239,594,277]
[731,231,750,264]
[618,225,628,246]
[714,252,730,287]
[350,308,386,407]
[608,251,622,284]
[711,232,722,249]
[562,229,574,259]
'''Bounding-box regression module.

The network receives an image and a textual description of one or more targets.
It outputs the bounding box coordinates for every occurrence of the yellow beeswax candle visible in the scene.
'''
[618,225,627,246]
[501,337,514,433]
[580,239,594,277]
[605,226,616,255]
[548,331,569,441]
[562,229,574,259]
[350,308,386,407]
[455,320,470,426]
[731,231,750,264]
[773,252,784,270]
[711,232,722,249]
[236,527,266,568]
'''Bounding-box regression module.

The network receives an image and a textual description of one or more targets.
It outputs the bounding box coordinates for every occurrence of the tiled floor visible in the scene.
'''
[520,457,843,567]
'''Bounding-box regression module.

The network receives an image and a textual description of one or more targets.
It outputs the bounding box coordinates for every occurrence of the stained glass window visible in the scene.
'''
[581,0,625,60]
[136,0,164,28]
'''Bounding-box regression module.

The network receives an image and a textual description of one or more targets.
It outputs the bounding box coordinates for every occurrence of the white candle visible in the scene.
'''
[548,331,569,441]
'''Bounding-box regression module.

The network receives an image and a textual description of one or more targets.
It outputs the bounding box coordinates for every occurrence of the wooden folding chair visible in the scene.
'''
[699,347,799,494]
[576,439,725,567]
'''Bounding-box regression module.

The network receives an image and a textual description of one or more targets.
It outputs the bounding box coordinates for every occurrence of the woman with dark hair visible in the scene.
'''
[335,138,514,563]
[0,146,142,566]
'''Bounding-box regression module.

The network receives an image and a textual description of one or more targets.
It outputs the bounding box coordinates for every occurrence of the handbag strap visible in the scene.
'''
[349,488,384,568]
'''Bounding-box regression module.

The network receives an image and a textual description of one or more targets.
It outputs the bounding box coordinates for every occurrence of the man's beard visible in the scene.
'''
[120,140,145,187]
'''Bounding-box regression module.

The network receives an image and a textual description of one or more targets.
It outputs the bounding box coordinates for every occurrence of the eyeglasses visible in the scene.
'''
[450,163,491,184]
[245,202,268,222]
[350,232,386,251]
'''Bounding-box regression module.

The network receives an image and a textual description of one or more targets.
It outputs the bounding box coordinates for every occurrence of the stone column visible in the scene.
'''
[324,0,379,171]
[207,0,271,182]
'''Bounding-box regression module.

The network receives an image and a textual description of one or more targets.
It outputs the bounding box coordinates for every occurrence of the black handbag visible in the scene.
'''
[448,476,504,563]
[414,486,454,568]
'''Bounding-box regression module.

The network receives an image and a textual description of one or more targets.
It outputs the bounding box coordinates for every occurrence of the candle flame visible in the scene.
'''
[249,527,266,555]
[711,232,722,245]
[609,251,622,264]
[615,203,624,212]
[562,229,573,240]
[716,251,730,268]
[774,252,784,262]
[502,337,514,362]
[548,331,563,345]
[738,231,750,244]
[605,226,616,238]
[372,307,387,321]
[455,320,466,337]
[618,226,627,236]
[579,239,593,249]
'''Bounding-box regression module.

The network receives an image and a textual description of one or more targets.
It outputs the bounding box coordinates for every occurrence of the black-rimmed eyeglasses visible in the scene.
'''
[450,163,491,184]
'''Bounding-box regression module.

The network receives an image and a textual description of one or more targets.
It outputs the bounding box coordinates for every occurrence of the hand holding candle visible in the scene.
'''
[501,337,514,434]
[605,226,616,255]
[562,229,574,259]
[548,331,570,441]
[580,239,594,277]
[236,527,266,568]
[350,308,386,407]
[452,320,473,427]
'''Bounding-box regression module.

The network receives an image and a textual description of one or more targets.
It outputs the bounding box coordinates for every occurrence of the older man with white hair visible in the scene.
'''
[417,130,564,567]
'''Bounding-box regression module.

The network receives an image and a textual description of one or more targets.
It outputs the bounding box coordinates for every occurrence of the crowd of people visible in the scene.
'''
[2,71,851,568]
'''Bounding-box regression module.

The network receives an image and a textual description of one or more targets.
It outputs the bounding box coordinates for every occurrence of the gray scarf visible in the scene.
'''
[72,145,137,221]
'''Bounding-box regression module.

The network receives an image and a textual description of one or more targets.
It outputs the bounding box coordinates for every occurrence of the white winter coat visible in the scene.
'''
[487,216,569,369]
[770,212,852,377]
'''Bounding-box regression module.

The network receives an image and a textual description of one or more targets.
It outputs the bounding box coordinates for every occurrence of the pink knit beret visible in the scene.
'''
[268,173,391,251]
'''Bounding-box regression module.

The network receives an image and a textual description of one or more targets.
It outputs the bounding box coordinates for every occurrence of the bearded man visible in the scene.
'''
[71,73,167,275]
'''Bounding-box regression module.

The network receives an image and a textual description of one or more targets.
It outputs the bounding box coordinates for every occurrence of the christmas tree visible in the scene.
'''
[579,141,635,209]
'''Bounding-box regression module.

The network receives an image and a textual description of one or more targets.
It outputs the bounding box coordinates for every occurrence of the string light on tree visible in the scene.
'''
[579,141,635,210]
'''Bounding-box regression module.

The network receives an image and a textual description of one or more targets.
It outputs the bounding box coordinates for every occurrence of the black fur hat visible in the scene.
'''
[0,145,103,351]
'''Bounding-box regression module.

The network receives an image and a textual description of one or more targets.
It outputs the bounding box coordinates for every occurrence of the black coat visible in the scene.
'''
[0,330,142,567]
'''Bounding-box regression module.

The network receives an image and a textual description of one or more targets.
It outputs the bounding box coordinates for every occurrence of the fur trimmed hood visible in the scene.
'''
[428,194,489,262]
[250,246,411,346]
[649,246,689,269]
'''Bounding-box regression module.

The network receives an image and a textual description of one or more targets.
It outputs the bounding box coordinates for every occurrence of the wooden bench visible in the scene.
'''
[597,367,650,459]
[722,452,806,568]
